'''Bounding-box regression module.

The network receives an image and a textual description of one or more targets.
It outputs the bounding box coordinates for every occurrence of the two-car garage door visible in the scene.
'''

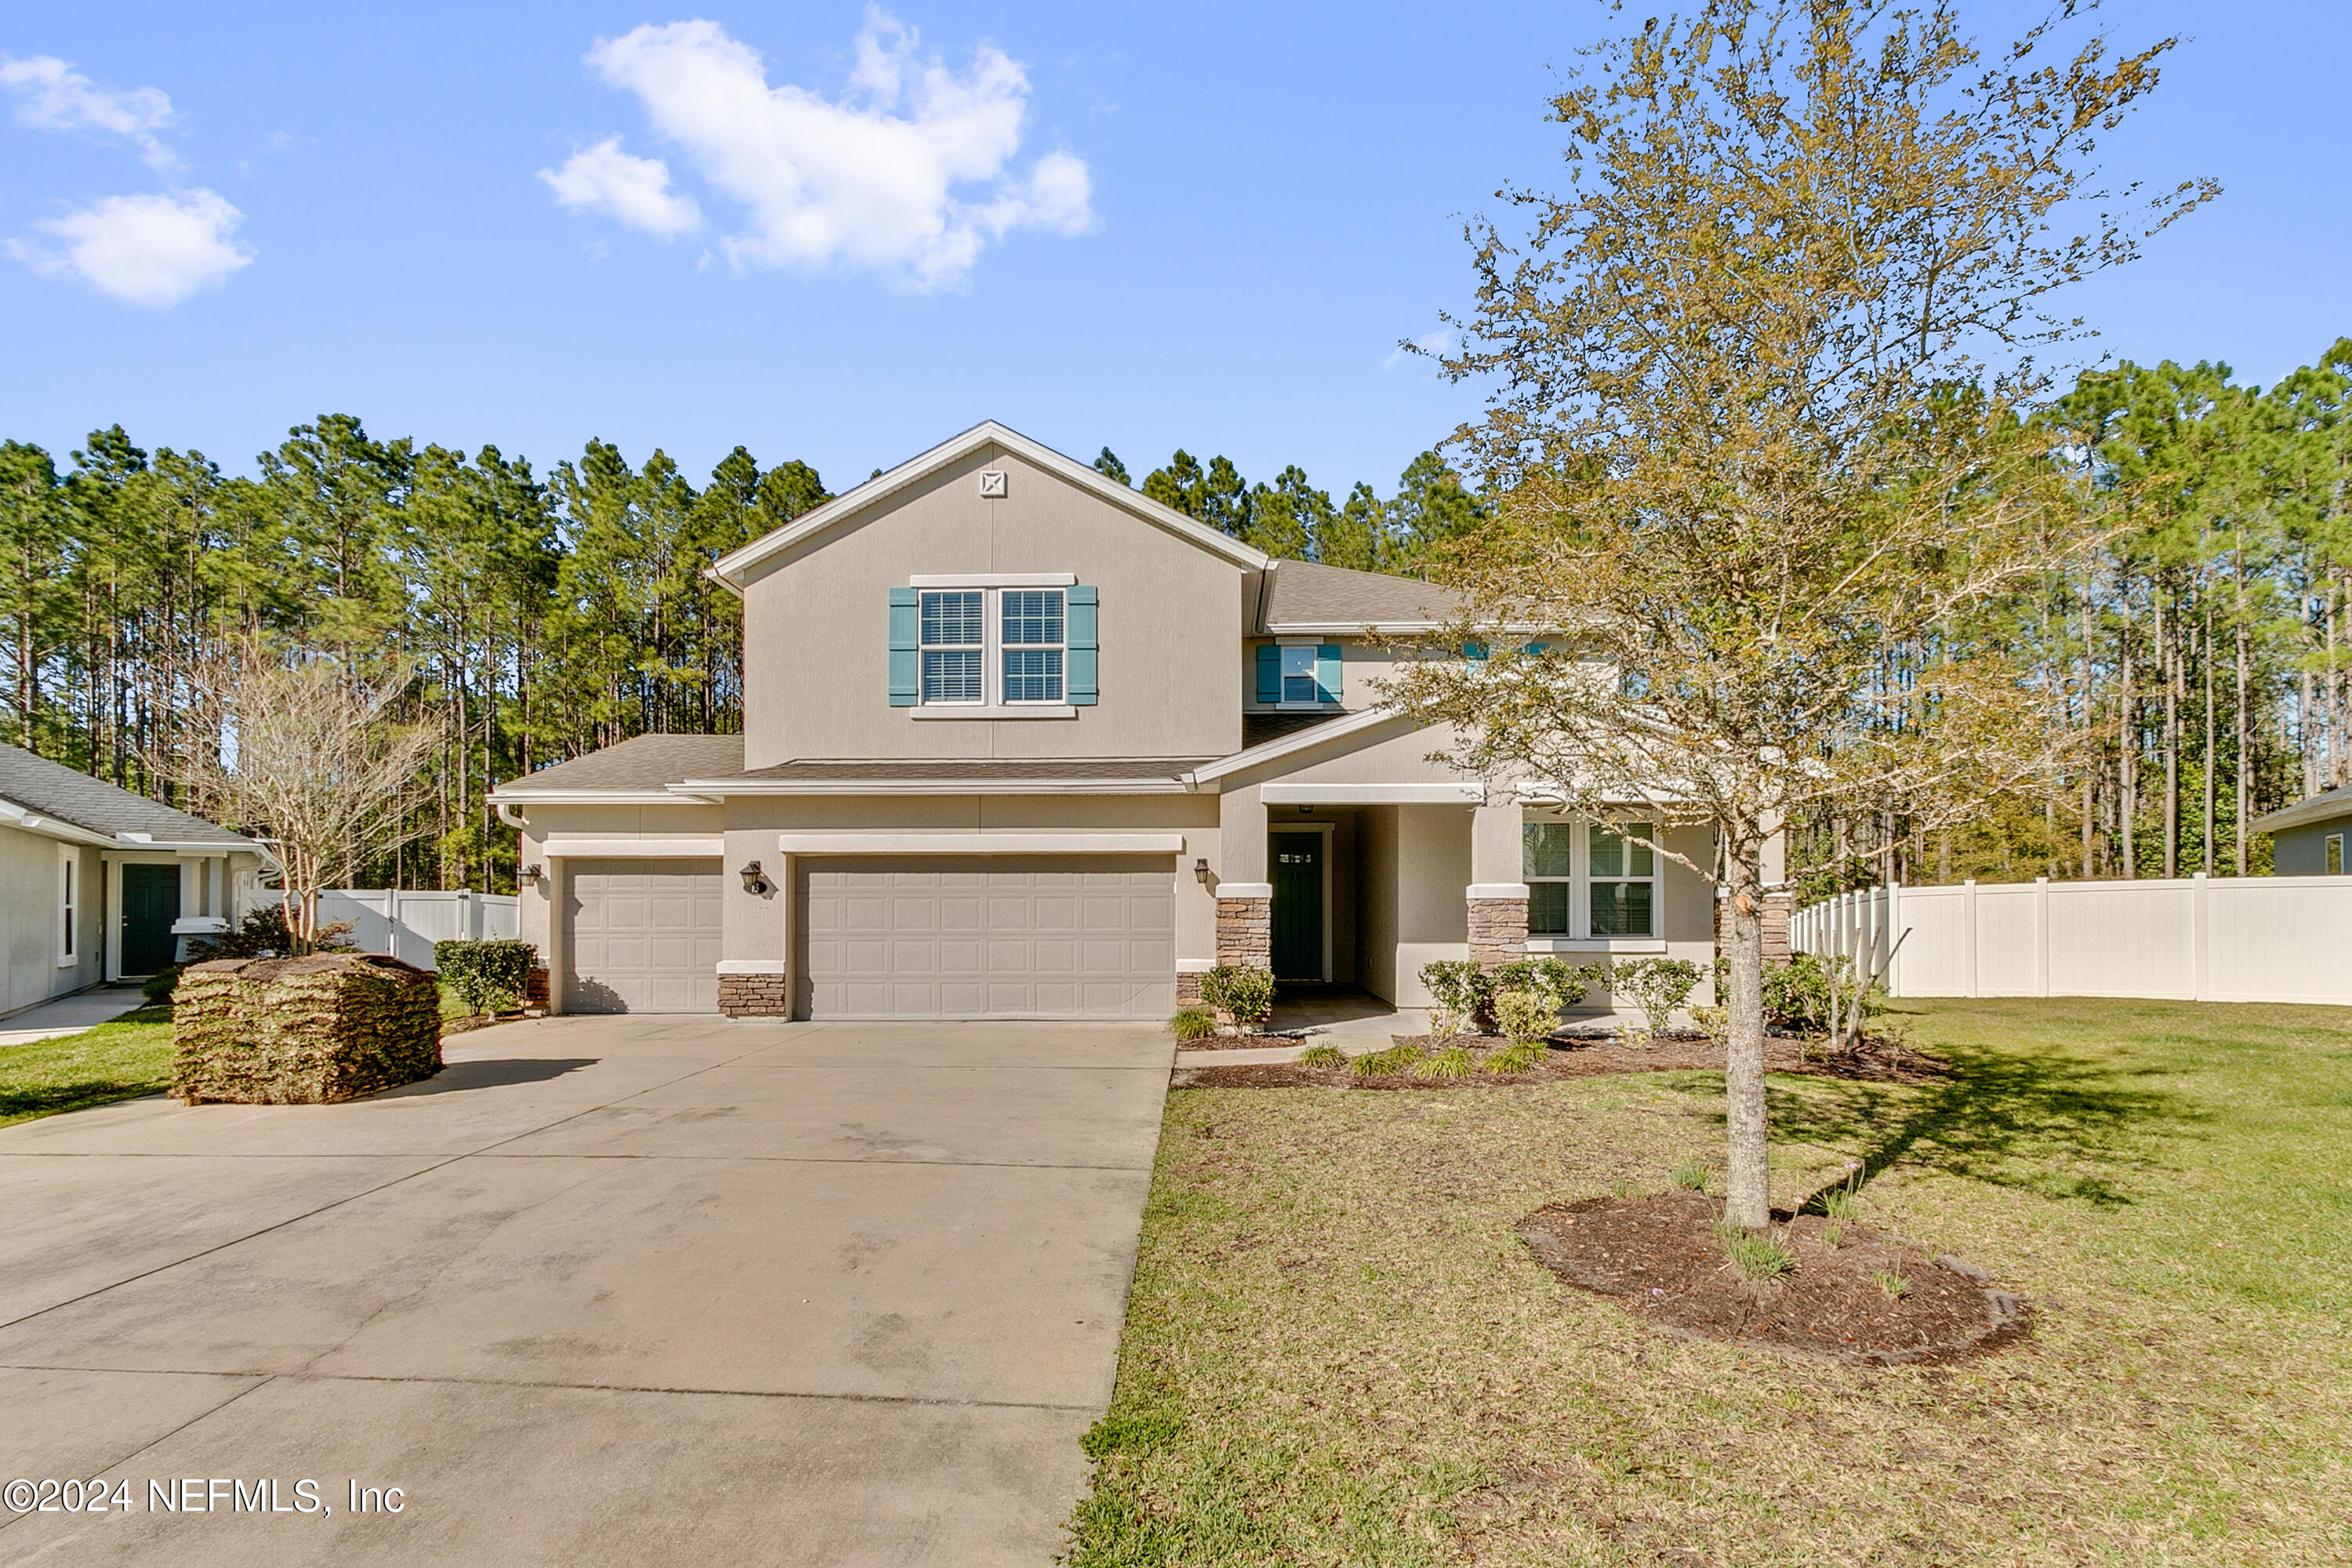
[800,855,1174,1021]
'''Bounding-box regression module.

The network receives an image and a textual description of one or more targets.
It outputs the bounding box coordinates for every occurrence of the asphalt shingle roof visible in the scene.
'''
[0,742,250,846]
[496,734,746,793]
[1261,559,1462,630]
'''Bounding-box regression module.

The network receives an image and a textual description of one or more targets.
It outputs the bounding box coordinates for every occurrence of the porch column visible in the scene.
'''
[1466,797,1527,966]
[1215,785,1272,969]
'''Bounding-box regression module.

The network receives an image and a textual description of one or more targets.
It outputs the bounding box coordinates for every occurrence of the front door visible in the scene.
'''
[1269,832,1324,981]
[121,863,180,976]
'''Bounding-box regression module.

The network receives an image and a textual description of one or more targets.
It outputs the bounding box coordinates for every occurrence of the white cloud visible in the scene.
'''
[566,11,1094,288]
[539,136,702,238]
[1386,327,1457,369]
[0,53,178,171]
[7,190,252,307]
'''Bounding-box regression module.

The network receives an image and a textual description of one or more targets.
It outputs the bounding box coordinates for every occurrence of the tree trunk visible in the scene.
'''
[1720,828,1769,1230]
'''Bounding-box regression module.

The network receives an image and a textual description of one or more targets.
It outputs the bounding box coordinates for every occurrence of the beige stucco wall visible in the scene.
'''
[736,442,1247,767]
[1357,806,1400,1001]
[1390,804,1474,1007]
[0,830,104,1015]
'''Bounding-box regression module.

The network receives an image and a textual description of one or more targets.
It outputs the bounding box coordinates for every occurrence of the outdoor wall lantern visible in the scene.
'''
[1192,858,1211,886]
[739,861,768,895]
[518,863,543,886]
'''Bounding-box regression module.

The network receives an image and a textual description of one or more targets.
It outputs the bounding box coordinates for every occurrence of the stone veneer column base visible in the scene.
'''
[1176,971,1205,1006]
[1215,898,1272,968]
[717,974,790,1018]
[1715,892,1795,965]
[1467,898,1529,967]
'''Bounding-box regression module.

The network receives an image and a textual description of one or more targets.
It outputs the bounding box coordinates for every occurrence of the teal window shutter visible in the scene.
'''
[1314,644,1342,704]
[1461,641,1490,662]
[887,588,919,706]
[1254,644,1280,703]
[1066,586,1098,706]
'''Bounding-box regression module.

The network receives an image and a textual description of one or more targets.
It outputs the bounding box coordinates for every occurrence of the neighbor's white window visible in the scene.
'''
[2329,833,2344,877]
[1522,819,1659,939]
[1000,589,1065,703]
[920,590,985,704]
[57,848,77,966]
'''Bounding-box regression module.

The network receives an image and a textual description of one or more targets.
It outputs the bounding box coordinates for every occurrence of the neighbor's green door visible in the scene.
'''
[1269,832,1324,981]
[120,863,180,976]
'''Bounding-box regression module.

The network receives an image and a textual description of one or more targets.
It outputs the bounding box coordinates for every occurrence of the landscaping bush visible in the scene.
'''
[1296,1042,1347,1067]
[1200,965,1276,1030]
[186,906,356,960]
[172,953,441,1104]
[434,938,539,1017]
[1423,956,1594,1036]
[1611,956,1704,1042]
[1493,987,1561,1044]
[1168,1005,1217,1042]
[141,965,182,1007]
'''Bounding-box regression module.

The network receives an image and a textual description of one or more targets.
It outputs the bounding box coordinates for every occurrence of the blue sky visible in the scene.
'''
[2,2,2347,499]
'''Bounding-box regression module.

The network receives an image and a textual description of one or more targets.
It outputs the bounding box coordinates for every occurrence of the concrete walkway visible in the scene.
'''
[0,1016,1173,1566]
[0,986,144,1048]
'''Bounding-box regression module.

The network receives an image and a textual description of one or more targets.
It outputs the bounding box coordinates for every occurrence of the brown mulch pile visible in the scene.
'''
[1171,1033,1945,1090]
[1517,1191,2028,1366]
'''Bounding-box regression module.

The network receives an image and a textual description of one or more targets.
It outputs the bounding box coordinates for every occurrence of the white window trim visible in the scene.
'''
[2329,833,2344,877]
[1523,816,1661,942]
[915,582,1072,711]
[1270,635,1341,712]
[57,846,78,967]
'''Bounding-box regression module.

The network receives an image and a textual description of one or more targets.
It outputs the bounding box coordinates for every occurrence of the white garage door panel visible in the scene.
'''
[801,855,1174,1021]
[566,858,724,1014]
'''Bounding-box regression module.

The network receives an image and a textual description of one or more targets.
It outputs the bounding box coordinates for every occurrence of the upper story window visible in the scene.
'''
[1000,589,1065,703]
[895,579,1093,712]
[1254,641,1341,709]
[1279,645,1319,703]
[920,590,985,703]
[1523,818,1659,939]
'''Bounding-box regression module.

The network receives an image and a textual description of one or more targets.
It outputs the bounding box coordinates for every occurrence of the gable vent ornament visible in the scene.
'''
[978,470,1009,498]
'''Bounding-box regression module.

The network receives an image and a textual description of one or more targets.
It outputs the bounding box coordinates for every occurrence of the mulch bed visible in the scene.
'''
[1171,1032,1946,1089]
[1178,1033,1312,1051]
[1518,1191,2029,1366]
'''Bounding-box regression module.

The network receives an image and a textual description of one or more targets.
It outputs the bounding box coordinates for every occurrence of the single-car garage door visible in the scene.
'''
[564,858,724,1013]
[800,855,1174,1020]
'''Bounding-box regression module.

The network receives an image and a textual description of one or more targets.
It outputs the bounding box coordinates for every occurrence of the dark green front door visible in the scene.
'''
[121,863,180,976]
[1269,832,1324,981]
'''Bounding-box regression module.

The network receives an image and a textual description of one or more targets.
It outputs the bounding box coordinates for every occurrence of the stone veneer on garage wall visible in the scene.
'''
[717,973,789,1018]
[1466,897,1528,967]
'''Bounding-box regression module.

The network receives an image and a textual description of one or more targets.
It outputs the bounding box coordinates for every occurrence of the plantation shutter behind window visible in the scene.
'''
[887,588,920,706]
[1254,644,1281,703]
[1066,585,1098,706]
[1314,644,1342,705]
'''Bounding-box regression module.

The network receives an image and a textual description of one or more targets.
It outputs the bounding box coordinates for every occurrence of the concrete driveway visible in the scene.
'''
[0,1017,1172,1566]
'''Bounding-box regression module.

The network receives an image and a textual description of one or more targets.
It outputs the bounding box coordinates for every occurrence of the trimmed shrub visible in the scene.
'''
[141,965,183,1007]
[1168,1005,1218,1042]
[1422,956,1595,1036]
[1492,987,1561,1044]
[1612,956,1705,1036]
[1200,964,1276,1029]
[435,938,539,1017]
[173,953,441,1105]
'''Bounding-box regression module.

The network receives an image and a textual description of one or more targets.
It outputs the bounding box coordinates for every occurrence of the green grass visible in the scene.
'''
[0,1006,176,1128]
[1070,998,2352,1566]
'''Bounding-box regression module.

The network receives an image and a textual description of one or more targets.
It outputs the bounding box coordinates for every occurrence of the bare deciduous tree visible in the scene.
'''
[158,644,441,950]
[1388,0,2211,1229]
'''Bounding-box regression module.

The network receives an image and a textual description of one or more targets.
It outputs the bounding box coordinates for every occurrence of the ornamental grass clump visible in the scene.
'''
[1672,1157,1711,1192]
[1413,1046,1474,1079]
[1717,1222,1795,1282]
[1296,1042,1347,1067]
[1352,1042,1424,1077]
[172,953,441,1105]
[1484,1040,1547,1073]
[1168,1006,1218,1042]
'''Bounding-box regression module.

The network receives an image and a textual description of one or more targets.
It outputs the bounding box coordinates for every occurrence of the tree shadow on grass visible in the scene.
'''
[1769,1040,2204,1211]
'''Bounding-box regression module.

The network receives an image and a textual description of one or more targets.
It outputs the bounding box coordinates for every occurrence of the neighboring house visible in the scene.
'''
[492,422,1743,1020]
[2252,786,2352,875]
[0,742,270,1016]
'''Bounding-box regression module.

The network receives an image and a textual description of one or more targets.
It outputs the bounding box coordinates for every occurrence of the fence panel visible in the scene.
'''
[1798,873,2352,1005]
[312,890,521,970]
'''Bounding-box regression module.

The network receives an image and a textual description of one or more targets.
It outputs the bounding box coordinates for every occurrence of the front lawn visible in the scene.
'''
[0,1007,176,1128]
[1072,999,2352,1566]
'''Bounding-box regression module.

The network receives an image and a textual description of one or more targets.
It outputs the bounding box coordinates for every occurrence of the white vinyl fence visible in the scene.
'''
[1793,875,2352,1006]
[313,889,520,971]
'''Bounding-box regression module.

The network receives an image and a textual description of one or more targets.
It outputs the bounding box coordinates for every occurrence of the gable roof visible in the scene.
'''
[710,421,1273,590]
[2251,785,2352,836]
[1261,559,1464,633]
[0,742,254,849]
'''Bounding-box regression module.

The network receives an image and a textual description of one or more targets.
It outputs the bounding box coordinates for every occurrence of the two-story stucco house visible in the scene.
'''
[492,423,1729,1020]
